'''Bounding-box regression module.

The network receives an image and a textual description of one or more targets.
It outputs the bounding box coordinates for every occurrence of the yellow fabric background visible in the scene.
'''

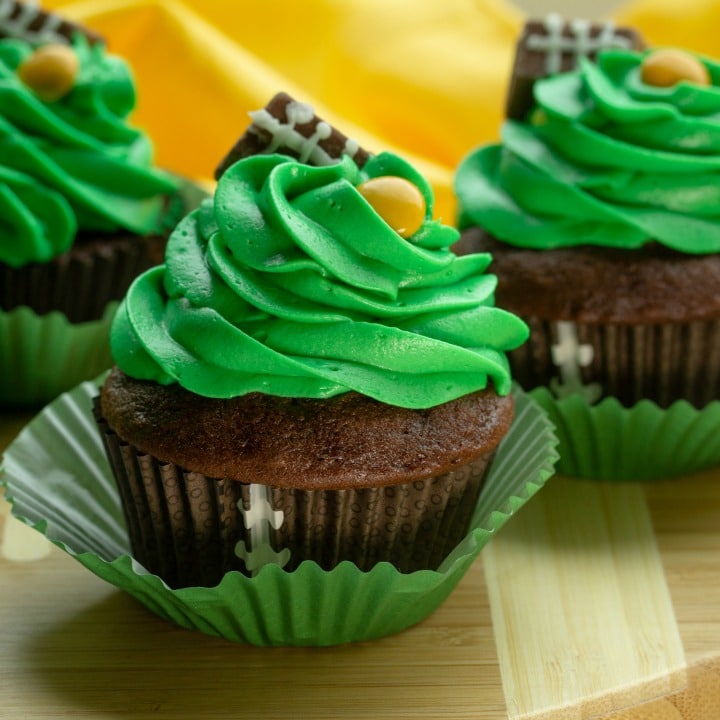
[41,0,720,223]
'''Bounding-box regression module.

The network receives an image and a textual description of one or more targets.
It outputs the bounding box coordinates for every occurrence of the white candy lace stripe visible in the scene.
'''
[550,320,602,402]
[235,483,290,576]
[527,13,631,74]
[343,137,360,158]
[249,100,361,166]
[0,0,67,44]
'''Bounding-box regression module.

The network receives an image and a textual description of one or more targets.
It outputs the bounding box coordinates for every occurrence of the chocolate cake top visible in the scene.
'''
[455,227,720,324]
[100,368,514,490]
[215,92,372,179]
[506,15,645,120]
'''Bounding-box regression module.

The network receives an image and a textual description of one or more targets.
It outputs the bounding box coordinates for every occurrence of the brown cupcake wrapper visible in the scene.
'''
[0,176,204,324]
[94,399,495,588]
[509,317,720,408]
[0,233,166,324]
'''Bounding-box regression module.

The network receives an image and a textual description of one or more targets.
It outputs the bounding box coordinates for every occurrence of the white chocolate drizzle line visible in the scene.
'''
[0,0,67,45]
[249,100,362,166]
[235,483,290,576]
[527,13,631,74]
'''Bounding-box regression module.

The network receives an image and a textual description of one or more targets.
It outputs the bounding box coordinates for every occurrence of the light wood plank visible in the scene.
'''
[1,511,51,561]
[0,409,52,560]
[484,477,687,719]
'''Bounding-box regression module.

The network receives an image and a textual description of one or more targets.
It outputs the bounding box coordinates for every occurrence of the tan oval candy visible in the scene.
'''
[357,176,427,239]
[640,48,710,88]
[17,44,79,102]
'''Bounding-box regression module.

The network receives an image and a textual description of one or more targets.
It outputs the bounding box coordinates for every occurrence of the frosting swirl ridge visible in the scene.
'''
[456,49,720,254]
[0,35,179,268]
[112,152,528,408]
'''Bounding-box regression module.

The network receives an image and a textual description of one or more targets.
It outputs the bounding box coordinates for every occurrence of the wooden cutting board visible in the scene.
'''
[1,409,719,720]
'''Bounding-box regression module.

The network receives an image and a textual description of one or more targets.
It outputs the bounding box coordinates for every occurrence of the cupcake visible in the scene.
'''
[0,2,196,406]
[94,93,533,589]
[454,17,720,478]
[4,372,556,645]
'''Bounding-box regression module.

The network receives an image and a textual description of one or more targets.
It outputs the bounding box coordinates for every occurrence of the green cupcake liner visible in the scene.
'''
[1,380,558,646]
[0,305,116,407]
[531,387,720,481]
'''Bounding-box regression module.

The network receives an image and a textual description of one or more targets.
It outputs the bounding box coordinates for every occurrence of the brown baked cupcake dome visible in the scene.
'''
[95,93,531,587]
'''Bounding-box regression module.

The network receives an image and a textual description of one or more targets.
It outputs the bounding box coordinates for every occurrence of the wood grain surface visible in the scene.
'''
[1,408,719,720]
[485,480,686,719]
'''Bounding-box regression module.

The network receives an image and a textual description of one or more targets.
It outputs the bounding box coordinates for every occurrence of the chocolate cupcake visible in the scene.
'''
[4,374,556,645]
[95,94,533,587]
[454,16,720,409]
[453,17,720,478]
[97,371,513,586]
[0,2,198,406]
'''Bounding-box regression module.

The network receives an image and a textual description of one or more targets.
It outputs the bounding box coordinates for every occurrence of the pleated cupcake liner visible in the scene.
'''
[509,317,720,409]
[95,394,494,586]
[0,177,207,323]
[502,316,720,480]
[1,379,558,646]
[0,233,166,323]
[0,305,116,407]
[531,387,720,481]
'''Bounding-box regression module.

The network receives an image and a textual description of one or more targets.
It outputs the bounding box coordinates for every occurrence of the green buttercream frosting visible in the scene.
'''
[0,35,180,268]
[112,152,528,408]
[456,49,720,254]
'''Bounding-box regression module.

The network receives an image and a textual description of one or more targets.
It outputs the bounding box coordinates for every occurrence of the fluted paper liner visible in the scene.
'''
[0,233,166,323]
[1,380,557,646]
[0,305,116,406]
[531,387,720,481]
[510,317,720,409]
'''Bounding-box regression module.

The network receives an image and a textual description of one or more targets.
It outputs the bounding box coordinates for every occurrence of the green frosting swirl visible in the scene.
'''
[456,49,720,254]
[112,152,528,408]
[0,35,180,268]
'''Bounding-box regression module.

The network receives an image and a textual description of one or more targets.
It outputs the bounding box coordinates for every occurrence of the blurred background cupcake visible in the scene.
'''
[454,17,720,478]
[93,93,546,589]
[0,1,201,407]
